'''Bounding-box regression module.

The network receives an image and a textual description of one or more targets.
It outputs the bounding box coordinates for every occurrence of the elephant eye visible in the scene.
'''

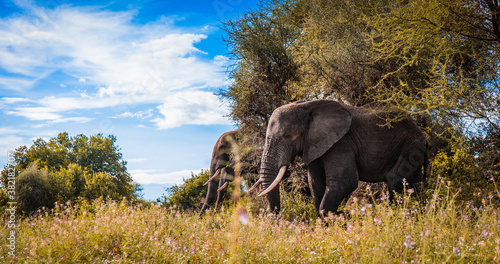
[283,133,292,139]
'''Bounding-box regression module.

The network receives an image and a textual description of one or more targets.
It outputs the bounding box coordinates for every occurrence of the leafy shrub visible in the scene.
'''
[430,145,499,206]
[160,170,210,210]
[16,165,53,214]
[51,163,86,202]
[83,172,118,201]
[1,132,139,214]
[11,162,136,214]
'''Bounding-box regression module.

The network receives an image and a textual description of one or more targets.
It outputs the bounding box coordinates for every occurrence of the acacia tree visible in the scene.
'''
[219,1,308,181]
[364,0,499,124]
[364,0,500,182]
[290,0,381,106]
[222,0,499,195]
[221,0,303,135]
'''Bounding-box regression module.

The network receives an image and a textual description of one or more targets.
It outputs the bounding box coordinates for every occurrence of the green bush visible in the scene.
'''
[11,162,136,214]
[160,170,210,210]
[51,163,85,202]
[83,171,119,201]
[1,132,140,214]
[279,185,316,222]
[16,165,53,214]
[430,145,499,206]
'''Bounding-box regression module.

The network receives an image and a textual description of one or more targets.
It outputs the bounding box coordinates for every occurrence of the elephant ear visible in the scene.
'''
[303,100,352,164]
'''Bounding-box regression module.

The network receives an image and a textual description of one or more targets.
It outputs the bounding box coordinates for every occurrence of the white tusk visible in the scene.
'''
[203,169,221,186]
[258,165,287,197]
[247,178,264,193]
[217,182,229,192]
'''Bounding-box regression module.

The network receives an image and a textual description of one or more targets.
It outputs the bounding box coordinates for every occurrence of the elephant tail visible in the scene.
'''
[423,142,432,182]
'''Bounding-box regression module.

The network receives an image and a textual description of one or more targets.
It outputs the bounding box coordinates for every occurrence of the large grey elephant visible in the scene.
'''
[199,130,239,216]
[199,130,261,215]
[250,99,430,217]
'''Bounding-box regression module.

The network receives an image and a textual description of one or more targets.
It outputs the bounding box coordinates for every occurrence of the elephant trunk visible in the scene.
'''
[199,179,218,216]
[199,157,224,216]
[259,165,287,197]
[257,139,288,212]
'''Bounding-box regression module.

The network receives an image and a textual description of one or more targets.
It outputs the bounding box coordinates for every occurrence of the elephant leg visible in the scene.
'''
[320,145,358,217]
[320,169,358,217]
[267,186,281,213]
[308,159,326,216]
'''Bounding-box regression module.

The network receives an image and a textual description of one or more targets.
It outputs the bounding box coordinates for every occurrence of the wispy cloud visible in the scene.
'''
[0,2,231,128]
[113,109,154,119]
[130,168,202,185]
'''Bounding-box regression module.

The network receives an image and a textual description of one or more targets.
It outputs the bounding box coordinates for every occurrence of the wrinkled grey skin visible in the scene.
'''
[199,130,239,216]
[257,99,430,217]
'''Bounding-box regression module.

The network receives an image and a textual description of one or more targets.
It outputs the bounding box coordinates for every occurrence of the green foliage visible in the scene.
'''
[223,0,500,130]
[12,163,135,214]
[432,148,475,181]
[278,160,315,221]
[2,132,130,178]
[221,0,302,134]
[0,132,139,214]
[292,0,378,105]
[51,163,86,202]
[222,0,499,196]
[82,172,118,201]
[430,143,499,205]
[279,185,316,222]
[15,165,53,214]
[160,170,211,210]
[364,0,499,129]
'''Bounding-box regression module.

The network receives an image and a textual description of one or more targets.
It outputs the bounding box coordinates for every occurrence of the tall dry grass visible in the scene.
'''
[1,179,499,263]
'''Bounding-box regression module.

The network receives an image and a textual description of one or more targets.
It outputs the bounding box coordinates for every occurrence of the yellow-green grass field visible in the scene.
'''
[1,183,499,263]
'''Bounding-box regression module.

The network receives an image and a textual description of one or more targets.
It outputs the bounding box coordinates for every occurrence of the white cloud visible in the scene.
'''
[130,168,203,185]
[153,90,231,129]
[0,97,32,104]
[0,76,37,91]
[7,107,62,121]
[214,55,230,66]
[0,3,230,128]
[113,109,153,119]
[48,116,94,124]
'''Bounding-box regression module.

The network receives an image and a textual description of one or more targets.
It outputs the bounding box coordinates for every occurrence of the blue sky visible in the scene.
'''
[0,0,260,200]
